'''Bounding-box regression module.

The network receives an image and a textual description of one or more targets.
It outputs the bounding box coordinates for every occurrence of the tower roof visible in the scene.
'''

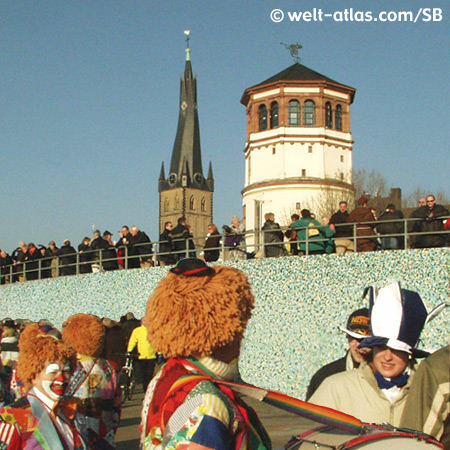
[241,62,356,104]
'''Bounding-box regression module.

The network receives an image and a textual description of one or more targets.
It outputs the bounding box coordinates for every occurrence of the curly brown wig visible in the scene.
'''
[62,314,105,357]
[17,323,77,388]
[146,265,254,357]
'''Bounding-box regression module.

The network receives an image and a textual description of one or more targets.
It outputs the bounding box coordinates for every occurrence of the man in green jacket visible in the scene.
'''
[289,209,334,255]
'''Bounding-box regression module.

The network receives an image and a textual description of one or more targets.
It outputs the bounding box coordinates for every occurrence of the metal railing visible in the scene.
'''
[1,216,448,285]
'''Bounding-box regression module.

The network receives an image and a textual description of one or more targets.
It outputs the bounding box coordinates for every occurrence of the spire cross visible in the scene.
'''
[280,42,303,63]
[184,30,191,49]
[184,30,191,61]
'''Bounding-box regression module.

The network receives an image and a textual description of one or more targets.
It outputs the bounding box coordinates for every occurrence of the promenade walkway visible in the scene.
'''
[116,387,315,449]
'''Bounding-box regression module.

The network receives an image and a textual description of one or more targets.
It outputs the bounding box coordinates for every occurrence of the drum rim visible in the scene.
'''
[285,424,443,449]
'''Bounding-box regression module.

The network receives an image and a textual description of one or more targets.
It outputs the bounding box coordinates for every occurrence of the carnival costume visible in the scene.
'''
[63,314,120,450]
[140,258,271,450]
[0,323,88,449]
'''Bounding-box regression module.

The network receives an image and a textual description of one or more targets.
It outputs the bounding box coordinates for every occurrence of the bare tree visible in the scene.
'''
[403,187,450,208]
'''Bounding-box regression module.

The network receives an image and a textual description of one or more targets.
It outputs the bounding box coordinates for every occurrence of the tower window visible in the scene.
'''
[340,172,344,180]
[335,104,343,131]
[259,104,267,131]
[301,169,306,177]
[340,155,344,163]
[272,147,276,155]
[296,202,301,210]
[326,102,333,129]
[201,197,206,212]
[308,145,313,153]
[270,101,279,128]
[288,100,301,126]
[303,100,315,126]
[190,196,195,210]
[164,199,169,212]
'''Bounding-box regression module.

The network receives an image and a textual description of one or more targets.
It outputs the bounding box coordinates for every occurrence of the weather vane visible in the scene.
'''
[280,42,303,63]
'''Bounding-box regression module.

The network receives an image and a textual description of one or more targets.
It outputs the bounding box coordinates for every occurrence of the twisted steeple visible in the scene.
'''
[162,40,210,191]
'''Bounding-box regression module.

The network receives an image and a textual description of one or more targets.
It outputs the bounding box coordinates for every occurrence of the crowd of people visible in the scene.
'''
[0,259,448,449]
[1,194,449,284]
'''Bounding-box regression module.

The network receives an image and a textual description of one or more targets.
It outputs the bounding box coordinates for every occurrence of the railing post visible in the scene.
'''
[305,225,309,256]
[221,235,226,261]
[353,222,358,252]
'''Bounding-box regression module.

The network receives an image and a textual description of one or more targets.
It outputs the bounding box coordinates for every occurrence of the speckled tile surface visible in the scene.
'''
[1,248,449,399]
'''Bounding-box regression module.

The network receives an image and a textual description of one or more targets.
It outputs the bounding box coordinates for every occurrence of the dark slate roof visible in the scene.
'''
[249,63,352,90]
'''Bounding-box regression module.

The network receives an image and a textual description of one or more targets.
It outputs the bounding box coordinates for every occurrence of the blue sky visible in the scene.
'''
[2,0,449,252]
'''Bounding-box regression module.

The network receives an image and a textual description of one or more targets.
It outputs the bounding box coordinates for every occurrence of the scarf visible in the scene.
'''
[374,371,409,389]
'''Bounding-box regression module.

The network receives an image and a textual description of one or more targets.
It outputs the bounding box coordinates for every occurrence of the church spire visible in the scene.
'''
[166,33,207,190]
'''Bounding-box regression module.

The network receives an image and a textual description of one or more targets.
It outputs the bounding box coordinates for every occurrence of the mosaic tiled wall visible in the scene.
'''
[1,248,449,399]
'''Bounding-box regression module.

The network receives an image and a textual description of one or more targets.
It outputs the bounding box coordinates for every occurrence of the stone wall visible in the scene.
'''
[1,248,449,399]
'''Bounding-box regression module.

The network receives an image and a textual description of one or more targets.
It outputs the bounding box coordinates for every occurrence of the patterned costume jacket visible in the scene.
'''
[0,390,88,449]
[140,357,271,450]
[66,358,120,450]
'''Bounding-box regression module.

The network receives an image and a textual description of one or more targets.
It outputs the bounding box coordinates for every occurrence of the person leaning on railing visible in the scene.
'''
[0,250,13,285]
[411,195,449,248]
[289,209,329,255]
[376,204,405,250]
[203,223,221,262]
[158,222,176,266]
[348,196,377,252]
[56,239,77,276]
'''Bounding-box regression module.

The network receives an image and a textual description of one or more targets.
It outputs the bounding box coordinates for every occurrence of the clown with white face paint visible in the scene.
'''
[33,361,72,401]
[0,324,88,449]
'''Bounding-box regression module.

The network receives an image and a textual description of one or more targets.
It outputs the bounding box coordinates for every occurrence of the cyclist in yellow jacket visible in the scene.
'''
[127,321,157,391]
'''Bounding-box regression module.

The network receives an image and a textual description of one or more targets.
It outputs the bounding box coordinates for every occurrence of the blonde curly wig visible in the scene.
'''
[62,313,105,357]
[17,323,77,388]
[146,265,254,357]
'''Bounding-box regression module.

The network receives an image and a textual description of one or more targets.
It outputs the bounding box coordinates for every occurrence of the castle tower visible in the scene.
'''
[240,63,356,246]
[159,39,214,243]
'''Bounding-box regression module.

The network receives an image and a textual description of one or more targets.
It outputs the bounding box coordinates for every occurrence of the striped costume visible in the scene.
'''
[140,357,271,450]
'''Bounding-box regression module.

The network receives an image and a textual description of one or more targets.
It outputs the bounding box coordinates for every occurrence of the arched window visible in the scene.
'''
[175,195,180,210]
[335,104,342,131]
[303,100,315,126]
[190,196,195,210]
[201,197,206,212]
[270,102,279,128]
[164,198,169,212]
[325,102,333,129]
[259,104,267,131]
[288,100,301,126]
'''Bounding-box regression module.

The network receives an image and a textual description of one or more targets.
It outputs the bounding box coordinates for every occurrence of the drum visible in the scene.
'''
[283,424,443,449]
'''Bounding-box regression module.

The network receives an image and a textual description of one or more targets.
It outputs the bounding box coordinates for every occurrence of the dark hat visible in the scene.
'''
[2,319,16,329]
[359,282,428,357]
[103,230,113,237]
[169,258,214,277]
[339,307,370,339]
[357,195,369,205]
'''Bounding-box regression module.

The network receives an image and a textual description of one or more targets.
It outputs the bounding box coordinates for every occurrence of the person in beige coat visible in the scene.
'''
[310,281,430,427]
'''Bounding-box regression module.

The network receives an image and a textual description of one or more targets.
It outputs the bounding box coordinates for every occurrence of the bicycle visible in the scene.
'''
[119,353,136,404]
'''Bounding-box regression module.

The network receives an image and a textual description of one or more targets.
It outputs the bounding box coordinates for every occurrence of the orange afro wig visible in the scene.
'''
[17,323,77,389]
[146,264,254,357]
[62,314,105,357]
